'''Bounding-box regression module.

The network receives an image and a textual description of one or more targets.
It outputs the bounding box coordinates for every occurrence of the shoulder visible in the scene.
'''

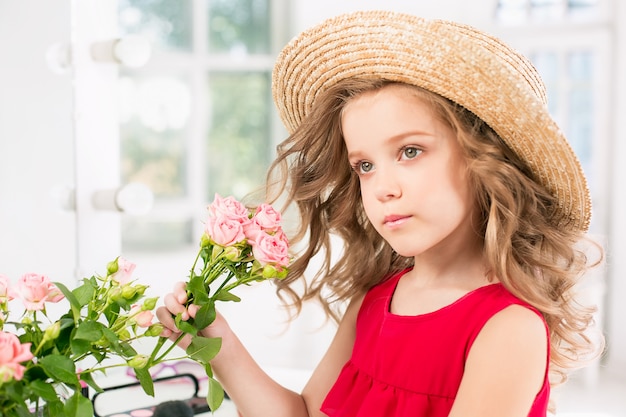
[343,291,367,324]
[449,304,548,416]
[477,303,548,357]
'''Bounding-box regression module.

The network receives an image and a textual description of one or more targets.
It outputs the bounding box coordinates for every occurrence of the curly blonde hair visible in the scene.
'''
[264,78,603,388]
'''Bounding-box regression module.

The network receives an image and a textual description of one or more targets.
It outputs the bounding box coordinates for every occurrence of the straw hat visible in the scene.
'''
[272,10,591,233]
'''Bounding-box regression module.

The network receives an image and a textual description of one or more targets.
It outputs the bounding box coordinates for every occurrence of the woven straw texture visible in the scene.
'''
[272,10,591,233]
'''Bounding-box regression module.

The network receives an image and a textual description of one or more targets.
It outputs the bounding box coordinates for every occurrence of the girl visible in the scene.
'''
[157,10,603,417]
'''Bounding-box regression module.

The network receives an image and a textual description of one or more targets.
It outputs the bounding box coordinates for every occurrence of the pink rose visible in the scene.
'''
[251,204,282,233]
[251,231,290,268]
[110,257,136,285]
[15,273,65,311]
[46,284,65,303]
[205,216,246,247]
[0,331,33,382]
[207,194,251,225]
[129,304,154,328]
[243,221,263,244]
[0,274,13,303]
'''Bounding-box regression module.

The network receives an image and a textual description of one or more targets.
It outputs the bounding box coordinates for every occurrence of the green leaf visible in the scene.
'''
[186,336,222,364]
[23,364,48,381]
[101,326,120,344]
[9,404,32,417]
[104,302,121,326]
[134,366,155,397]
[28,380,59,402]
[39,354,79,385]
[55,316,76,353]
[54,282,81,322]
[45,398,68,417]
[70,337,91,356]
[206,376,225,411]
[194,300,216,329]
[72,279,96,306]
[214,289,241,302]
[204,362,214,378]
[74,320,104,341]
[187,274,209,303]
[64,390,94,417]
[101,326,139,357]
[79,371,103,393]
[122,342,140,358]
[175,314,198,336]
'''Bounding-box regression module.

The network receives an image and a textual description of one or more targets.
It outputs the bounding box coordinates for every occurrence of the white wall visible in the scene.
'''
[290,0,499,33]
[0,0,76,288]
[606,0,626,377]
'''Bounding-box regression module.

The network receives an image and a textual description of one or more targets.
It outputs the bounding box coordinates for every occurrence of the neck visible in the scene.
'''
[408,234,490,290]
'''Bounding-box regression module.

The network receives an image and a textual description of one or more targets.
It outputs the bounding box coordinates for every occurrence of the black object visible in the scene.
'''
[153,400,194,417]
[91,373,211,416]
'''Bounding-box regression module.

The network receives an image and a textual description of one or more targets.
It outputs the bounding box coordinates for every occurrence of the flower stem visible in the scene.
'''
[154,333,187,363]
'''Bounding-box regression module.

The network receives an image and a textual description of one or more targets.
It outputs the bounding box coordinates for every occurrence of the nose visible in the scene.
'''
[373,166,402,201]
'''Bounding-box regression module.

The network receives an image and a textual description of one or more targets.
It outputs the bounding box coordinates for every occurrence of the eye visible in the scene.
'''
[352,160,374,174]
[401,146,422,160]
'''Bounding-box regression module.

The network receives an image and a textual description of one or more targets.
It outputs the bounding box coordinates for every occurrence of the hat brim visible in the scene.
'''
[272,10,591,233]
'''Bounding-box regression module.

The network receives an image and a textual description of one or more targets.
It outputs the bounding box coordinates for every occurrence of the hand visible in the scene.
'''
[156,281,230,349]
[156,281,194,347]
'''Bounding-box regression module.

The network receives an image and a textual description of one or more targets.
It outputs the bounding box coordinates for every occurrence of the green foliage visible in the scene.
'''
[0,257,169,417]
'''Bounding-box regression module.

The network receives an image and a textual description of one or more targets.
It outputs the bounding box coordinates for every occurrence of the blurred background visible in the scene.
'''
[0,0,624,416]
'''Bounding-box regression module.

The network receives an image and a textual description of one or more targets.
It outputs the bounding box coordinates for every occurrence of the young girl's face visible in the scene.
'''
[342,85,480,259]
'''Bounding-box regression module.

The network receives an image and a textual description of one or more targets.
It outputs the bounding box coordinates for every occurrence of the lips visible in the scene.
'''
[383,214,411,227]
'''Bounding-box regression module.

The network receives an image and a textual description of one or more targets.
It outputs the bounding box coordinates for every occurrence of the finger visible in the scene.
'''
[156,304,183,329]
[162,292,188,317]
[173,281,188,304]
[159,327,175,338]
[187,303,199,319]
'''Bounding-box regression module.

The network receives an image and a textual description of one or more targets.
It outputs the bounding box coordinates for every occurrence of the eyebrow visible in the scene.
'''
[346,130,435,159]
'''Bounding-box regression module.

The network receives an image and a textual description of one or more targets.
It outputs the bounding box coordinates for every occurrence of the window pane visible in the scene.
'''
[206,72,271,199]
[119,73,193,251]
[567,51,594,182]
[497,0,602,22]
[568,0,600,19]
[119,74,191,198]
[207,0,270,54]
[530,0,563,20]
[122,218,194,251]
[496,0,528,24]
[531,0,559,5]
[119,0,193,52]
[569,0,599,7]
[530,51,559,115]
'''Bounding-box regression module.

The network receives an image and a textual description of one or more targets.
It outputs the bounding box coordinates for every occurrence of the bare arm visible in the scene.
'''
[156,283,364,417]
[301,293,364,416]
[448,304,548,417]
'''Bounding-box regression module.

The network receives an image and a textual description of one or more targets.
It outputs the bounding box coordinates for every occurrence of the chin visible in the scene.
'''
[389,245,418,258]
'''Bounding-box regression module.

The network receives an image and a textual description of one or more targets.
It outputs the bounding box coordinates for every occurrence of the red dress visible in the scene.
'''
[321,269,550,417]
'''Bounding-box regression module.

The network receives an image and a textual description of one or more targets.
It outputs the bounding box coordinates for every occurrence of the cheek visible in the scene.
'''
[450,165,474,207]
[357,180,375,213]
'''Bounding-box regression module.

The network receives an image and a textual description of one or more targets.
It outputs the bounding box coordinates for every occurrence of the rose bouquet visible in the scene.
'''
[0,194,291,416]
[149,194,291,411]
[0,257,164,417]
